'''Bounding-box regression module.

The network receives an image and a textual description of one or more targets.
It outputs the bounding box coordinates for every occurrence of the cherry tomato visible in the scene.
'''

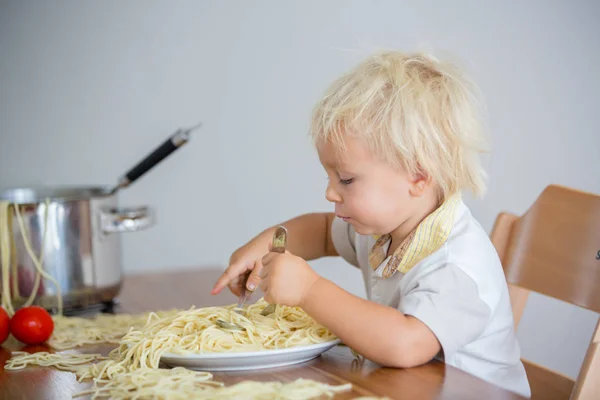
[0,307,9,345]
[10,306,54,345]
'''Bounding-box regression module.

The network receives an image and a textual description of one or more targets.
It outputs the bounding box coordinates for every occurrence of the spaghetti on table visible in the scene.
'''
[1,200,382,399]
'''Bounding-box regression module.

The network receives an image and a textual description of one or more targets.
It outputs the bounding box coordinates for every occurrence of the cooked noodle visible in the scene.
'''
[121,300,337,354]
[4,300,348,398]
[77,371,351,400]
[5,351,357,399]
[48,311,176,350]
[4,351,107,373]
[1,199,375,399]
[69,299,336,381]
[0,199,58,316]
[0,201,13,315]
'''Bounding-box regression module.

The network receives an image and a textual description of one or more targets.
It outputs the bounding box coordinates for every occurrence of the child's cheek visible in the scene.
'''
[351,198,379,229]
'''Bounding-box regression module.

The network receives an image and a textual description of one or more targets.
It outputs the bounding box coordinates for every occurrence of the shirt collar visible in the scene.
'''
[368,193,462,277]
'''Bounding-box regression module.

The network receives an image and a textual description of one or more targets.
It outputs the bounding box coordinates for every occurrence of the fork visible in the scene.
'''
[234,271,253,315]
[216,226,288,330]
[215,319,245,331]
[216,271,252,331]
[259,226,288,316]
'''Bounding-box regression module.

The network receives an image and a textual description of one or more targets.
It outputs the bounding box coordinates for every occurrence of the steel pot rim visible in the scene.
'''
[0,185,113,204]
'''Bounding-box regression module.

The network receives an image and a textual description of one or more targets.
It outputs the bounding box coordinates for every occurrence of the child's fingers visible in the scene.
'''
[261,252,276,266]
[211,261,246,295]
[259,265,269,279]
[246,260,263,291]
[259,278,268,294]
[261,251,291,269]
[227,276,243,297]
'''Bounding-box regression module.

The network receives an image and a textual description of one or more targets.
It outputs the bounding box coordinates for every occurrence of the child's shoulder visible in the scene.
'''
[402,200,507,301]
[437,201,509,305]
[445,201,502,268]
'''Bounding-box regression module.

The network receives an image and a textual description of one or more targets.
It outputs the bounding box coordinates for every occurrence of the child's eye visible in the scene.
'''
[339,178,354,185]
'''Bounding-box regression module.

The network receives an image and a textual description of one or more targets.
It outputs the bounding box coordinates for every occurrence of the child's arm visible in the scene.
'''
[212,213,338,296]
[300,278,441,367]
[261,248,491,369]
[276,212,339,260]
[259,251,441,368]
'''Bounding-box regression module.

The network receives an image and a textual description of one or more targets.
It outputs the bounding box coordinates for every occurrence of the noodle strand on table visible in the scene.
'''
[1,200,388,399]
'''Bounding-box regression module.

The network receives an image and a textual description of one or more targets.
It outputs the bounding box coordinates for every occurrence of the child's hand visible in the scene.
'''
[211,241,268,296]
[259,251,320,307]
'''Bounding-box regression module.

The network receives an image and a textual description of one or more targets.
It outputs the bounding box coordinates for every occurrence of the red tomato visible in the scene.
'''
[10,306,54,345]
[0,307,9,345]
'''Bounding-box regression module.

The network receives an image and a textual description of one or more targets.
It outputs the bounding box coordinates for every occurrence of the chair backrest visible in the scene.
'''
[490,184,600,400]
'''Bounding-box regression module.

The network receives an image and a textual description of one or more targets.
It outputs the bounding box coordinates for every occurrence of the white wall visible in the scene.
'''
[1,0,599,380]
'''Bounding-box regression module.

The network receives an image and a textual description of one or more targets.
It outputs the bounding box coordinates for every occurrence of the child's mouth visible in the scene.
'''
[336,214,350,222]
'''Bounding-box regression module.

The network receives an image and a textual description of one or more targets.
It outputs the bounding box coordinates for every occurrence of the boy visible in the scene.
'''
[211,51,530,397]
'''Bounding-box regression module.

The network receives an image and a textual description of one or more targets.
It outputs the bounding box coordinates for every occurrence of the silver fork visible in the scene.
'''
[216,270,253,331]
[260,226,288,316]
[233,270,253,315]
[215,319,245,331]
[216,259,253,331]
[216,226,288,330]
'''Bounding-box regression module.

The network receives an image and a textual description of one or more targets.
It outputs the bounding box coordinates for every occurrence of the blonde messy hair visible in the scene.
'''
[310,50,489,200]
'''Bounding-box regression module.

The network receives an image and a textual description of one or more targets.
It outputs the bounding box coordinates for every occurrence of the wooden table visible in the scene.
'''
[0,269,527,400]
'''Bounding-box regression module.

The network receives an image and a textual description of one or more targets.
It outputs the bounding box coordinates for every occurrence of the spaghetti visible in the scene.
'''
[7,352,358,400]
[5,352,356,400]
[4,301,347,399]
[0,199,59,316]
[78,373,351,400]
[1,199,371,399]
[0,201,13,315]
[69,299,336,380]
[48,310,177,350]
[4,351,107,373]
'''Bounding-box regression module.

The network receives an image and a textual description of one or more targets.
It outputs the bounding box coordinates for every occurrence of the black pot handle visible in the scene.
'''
[111,122,201,194]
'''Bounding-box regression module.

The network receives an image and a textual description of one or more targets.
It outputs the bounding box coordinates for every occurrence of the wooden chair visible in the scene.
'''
[490,184,600,400]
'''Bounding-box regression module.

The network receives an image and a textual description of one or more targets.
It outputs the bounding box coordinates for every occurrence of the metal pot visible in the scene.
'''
[1,186,151,311]
[0,122,201,313]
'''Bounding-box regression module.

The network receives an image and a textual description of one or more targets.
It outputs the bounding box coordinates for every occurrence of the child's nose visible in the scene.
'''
[325,183,342,203]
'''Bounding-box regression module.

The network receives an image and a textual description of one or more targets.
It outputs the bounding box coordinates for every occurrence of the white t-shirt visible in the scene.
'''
[331,199,531,398]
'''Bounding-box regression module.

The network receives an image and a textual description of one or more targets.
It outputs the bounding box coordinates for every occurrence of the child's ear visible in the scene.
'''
[408,170,431,197]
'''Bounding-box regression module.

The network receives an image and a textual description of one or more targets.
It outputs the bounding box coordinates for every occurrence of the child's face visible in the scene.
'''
[318,136,421,236]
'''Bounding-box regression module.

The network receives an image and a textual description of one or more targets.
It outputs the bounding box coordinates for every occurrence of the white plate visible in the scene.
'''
[160,339,341,371]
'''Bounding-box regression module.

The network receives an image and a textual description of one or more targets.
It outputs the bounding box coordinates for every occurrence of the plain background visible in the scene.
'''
[1,0,599,381]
